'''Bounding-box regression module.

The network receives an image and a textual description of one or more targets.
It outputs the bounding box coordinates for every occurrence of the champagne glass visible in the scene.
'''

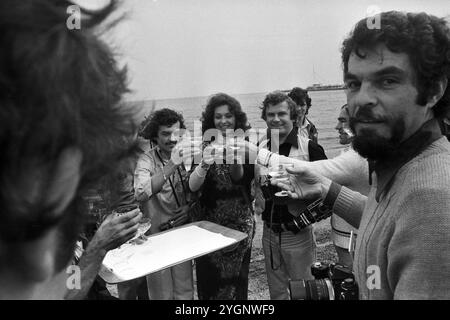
[133,217,152,239]
[269,163,294,197]
[115,205,151,244]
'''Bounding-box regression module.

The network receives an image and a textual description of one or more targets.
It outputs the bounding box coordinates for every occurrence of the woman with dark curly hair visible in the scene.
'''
[189,93,255,300]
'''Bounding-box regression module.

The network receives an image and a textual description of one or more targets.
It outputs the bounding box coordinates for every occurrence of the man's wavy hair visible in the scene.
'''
[261,91,299,122]
[139,108,186,143]
[0,0,136,268]
[201,93,251,134]
[288,87,312,108]
[341,11,450,119]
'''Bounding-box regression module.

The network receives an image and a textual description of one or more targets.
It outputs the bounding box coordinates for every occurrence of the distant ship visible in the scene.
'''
[305,83,346,91]
[281,83,345,94]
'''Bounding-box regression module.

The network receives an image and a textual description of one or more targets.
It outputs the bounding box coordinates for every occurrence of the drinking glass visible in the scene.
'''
[115,205,151,243]
[269,163,294,197]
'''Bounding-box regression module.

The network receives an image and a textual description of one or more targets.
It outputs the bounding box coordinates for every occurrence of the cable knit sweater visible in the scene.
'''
[307,148,370,250]
[334,137,450,299]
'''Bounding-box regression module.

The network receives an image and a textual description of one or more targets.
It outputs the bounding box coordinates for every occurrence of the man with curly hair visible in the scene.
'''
[268,11,450,299]
[288,87,319,144]
[134,108,194,300]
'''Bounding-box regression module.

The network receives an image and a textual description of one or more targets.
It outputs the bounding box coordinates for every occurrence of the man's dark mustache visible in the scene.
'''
[349,107,386,133]
[351,107,386,122]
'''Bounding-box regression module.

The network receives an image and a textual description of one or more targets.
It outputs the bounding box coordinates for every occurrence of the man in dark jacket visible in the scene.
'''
[288,87,319,144]
[255,91,327,299]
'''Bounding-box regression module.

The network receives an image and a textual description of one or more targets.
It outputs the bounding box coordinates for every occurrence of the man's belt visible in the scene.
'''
[265,222,289,234]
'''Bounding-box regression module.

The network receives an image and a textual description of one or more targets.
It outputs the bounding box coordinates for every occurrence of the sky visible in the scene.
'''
[106,0,449,100]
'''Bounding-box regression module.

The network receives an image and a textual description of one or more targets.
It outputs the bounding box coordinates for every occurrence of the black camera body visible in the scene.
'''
[259,174,289,205]
[291,198,333,230]
[260,172,333,233]
[289,262,358,300]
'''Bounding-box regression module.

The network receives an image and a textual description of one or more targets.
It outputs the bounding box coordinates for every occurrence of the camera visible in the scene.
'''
[260,170,333,224]
[289,262,358,300]
[260,173,333,233]
[259,173,291,205]
[259,174,277,199]
[290,197,333,231]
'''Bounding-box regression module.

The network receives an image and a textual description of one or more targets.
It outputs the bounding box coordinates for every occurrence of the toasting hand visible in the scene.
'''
[270,166,332,201]
[171,138,202,166]
[91,208,143,252]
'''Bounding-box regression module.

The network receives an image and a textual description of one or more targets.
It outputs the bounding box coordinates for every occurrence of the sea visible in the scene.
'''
[133,89,348,159]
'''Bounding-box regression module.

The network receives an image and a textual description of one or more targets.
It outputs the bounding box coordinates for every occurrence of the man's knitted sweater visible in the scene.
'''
[256,120,450,299]
[334,136,450,299]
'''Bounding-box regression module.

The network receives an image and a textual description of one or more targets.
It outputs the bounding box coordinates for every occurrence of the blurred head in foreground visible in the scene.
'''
[0,0,136,299]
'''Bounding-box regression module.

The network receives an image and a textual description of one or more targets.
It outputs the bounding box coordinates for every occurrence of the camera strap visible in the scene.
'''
[155,149,183,208]
[176,166,188,205]
[269,201,282,271]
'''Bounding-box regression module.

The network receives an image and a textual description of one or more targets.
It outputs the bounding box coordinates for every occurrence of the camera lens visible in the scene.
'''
[289,279,334,300]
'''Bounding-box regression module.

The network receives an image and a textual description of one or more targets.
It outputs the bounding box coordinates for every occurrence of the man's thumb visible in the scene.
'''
[286,166,307,176]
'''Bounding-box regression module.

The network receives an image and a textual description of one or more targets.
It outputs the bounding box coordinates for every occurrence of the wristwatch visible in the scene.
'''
[200,160,210,170]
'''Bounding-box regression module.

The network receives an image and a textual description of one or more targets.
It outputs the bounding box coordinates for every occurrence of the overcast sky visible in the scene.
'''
[110,0,449,100]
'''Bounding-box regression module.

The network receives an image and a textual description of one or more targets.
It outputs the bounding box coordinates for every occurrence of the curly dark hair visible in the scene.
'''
[140,108,186,142]
[201,93,250,133]
[341,11,450,118]
[0,0,135,270]
[261,91,299,121]
[288,87,312,108]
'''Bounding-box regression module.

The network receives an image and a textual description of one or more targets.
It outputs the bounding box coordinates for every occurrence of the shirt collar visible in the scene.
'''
[371,118,443,202]
[267,126,299,150]
[299,117,310,129]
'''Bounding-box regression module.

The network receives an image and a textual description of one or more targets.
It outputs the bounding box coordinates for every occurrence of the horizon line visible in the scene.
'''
[125,85,345,102]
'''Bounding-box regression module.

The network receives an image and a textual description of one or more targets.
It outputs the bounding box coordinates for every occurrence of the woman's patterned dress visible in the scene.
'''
[195,162,255,300]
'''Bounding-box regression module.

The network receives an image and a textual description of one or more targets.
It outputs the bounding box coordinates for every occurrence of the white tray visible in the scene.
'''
[99,221,247,283]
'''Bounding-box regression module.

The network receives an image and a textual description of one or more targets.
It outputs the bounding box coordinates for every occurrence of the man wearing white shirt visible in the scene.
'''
[288,87,318,144]
[331,105,369,267]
